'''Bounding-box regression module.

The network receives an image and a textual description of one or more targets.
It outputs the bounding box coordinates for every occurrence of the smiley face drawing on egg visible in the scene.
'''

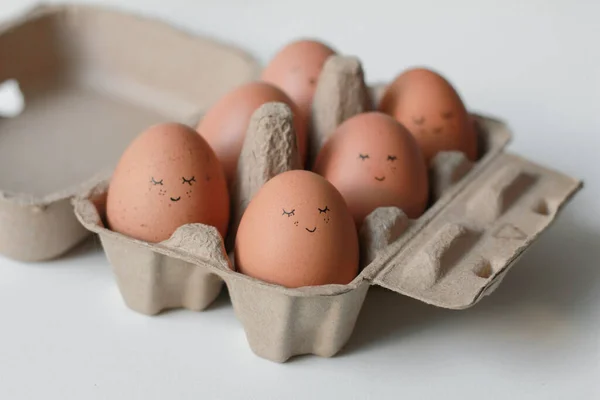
[235,170,358,288]
[106,123,230,243]
[379,67,478,164]
[281,204,332,233]
[313,112,429,225]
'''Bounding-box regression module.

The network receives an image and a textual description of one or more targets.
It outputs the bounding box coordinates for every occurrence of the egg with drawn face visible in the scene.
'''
[379,67,478,164]
[313,112,429,225]
[235,170,358,288]
[107,122,229,243]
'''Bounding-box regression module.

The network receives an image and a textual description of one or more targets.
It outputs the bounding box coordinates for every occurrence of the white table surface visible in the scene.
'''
[1,0,598,399]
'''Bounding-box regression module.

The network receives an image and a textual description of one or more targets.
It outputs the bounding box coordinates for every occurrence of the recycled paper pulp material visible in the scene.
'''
[0,4,258,261]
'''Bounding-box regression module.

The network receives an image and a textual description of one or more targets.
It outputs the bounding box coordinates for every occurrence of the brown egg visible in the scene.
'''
[197,81,307,184]
[261,39,336,122]
[313,112,429,224]
[379,68,478,164]
[235,170,358,288]
[107,123,229,243]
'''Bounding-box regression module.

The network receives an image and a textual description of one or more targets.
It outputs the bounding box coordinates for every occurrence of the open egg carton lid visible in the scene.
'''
[73,55,581,362]
[0,3,260,261]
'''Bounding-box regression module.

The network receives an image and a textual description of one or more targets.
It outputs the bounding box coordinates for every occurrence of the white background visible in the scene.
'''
[0,0,599,399]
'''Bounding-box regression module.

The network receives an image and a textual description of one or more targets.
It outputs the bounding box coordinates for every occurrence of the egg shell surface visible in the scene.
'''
[107,122,230,243]
[379,68,478,164]
[235,170,358,288]
[313,112,429,224]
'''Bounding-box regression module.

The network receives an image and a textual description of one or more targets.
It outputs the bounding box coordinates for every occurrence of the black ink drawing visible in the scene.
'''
[182,176,196,185]
[282,209,296,217]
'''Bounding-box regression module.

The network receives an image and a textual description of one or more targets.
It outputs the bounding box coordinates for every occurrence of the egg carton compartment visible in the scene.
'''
[73,64,581,361]
[0,4,258,261]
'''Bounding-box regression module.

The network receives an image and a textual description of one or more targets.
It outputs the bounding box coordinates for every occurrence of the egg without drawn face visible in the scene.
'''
[313,112,429,225]
[235,170,358,288]
[197,81,307,185]
[379,68,478,164]
[261,39,336,123]
[106,123,230,243]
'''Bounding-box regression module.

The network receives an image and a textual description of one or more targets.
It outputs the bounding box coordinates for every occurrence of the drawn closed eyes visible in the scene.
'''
[358,153,369,160]
[442,111,454,119]
[412,116,425,125]
[182,176,196,185]
[387,155,397,162]
[150,177,163,185]
[318,206,330,214]
[282,208,295,217]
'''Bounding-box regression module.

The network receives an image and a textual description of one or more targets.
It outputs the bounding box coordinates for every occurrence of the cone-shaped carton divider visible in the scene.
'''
[359,207,410,268]
[309,55,371,167]
[227,102,302,250]
[430,151,475,200]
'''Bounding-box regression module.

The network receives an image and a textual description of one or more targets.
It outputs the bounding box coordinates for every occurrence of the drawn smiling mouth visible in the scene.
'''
[375,176,386,182]
[305,227,317,233]
[170,197,181,202]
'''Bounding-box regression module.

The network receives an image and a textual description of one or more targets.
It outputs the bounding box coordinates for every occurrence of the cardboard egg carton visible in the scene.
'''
[0,4,258,261]
[0,4,582,363]
[74,56,580,362]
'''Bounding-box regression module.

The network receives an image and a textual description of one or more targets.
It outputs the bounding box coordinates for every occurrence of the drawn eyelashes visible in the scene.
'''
[412,116,425,125]
[182,176,196,185]
[387,155,397,161]
[318,206,330,214]
[282,208,295,217]
[442,111,454,119]
[152,177,196,186]
[358,153,369,160]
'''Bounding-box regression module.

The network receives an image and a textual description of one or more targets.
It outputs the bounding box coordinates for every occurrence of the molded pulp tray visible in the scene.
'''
[0,4,258,261]
[0,4,582,363]
[74,102,581,362]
